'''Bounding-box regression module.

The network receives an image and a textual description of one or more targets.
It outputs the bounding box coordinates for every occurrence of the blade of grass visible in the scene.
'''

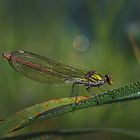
[128,32,140,66]
[0,81,140,137]
[0,127,140,140]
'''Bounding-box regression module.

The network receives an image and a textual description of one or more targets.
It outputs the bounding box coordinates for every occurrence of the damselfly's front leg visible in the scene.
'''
[86,85,96,96]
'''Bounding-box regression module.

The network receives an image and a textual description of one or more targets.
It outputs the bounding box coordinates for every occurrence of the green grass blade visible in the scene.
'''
[0,127,140,140]
[0,81,140,137]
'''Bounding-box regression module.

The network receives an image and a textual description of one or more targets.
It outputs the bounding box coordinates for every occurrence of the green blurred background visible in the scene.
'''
[0,0,140,139]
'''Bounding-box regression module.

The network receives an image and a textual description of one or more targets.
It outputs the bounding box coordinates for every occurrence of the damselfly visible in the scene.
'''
[3,50,113,97]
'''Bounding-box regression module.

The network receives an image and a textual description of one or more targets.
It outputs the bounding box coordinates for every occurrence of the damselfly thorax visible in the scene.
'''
[3,50,113,97]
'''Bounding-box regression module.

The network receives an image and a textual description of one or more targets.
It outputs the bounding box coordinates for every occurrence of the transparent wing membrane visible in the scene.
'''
[7,50,88,85]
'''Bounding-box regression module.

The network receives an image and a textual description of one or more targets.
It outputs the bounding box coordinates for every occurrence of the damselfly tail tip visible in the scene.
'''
[2,52,11,60]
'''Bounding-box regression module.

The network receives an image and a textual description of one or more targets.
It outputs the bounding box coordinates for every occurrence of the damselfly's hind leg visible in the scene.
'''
[71,83,79,105]
[71,83,79,97]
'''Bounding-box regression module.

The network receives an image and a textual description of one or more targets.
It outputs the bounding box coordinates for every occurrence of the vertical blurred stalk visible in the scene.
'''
[128,33,140,66]
[87,0,126,51]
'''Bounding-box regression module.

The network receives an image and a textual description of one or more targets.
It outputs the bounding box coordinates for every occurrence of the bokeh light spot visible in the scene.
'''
[73,34,89,52]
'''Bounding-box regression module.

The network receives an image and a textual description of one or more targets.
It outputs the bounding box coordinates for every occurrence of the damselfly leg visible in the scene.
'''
[86,86,96,96]
[71,83,80,104]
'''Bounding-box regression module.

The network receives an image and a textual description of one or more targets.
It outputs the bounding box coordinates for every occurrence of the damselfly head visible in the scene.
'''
[104,74,113,85]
